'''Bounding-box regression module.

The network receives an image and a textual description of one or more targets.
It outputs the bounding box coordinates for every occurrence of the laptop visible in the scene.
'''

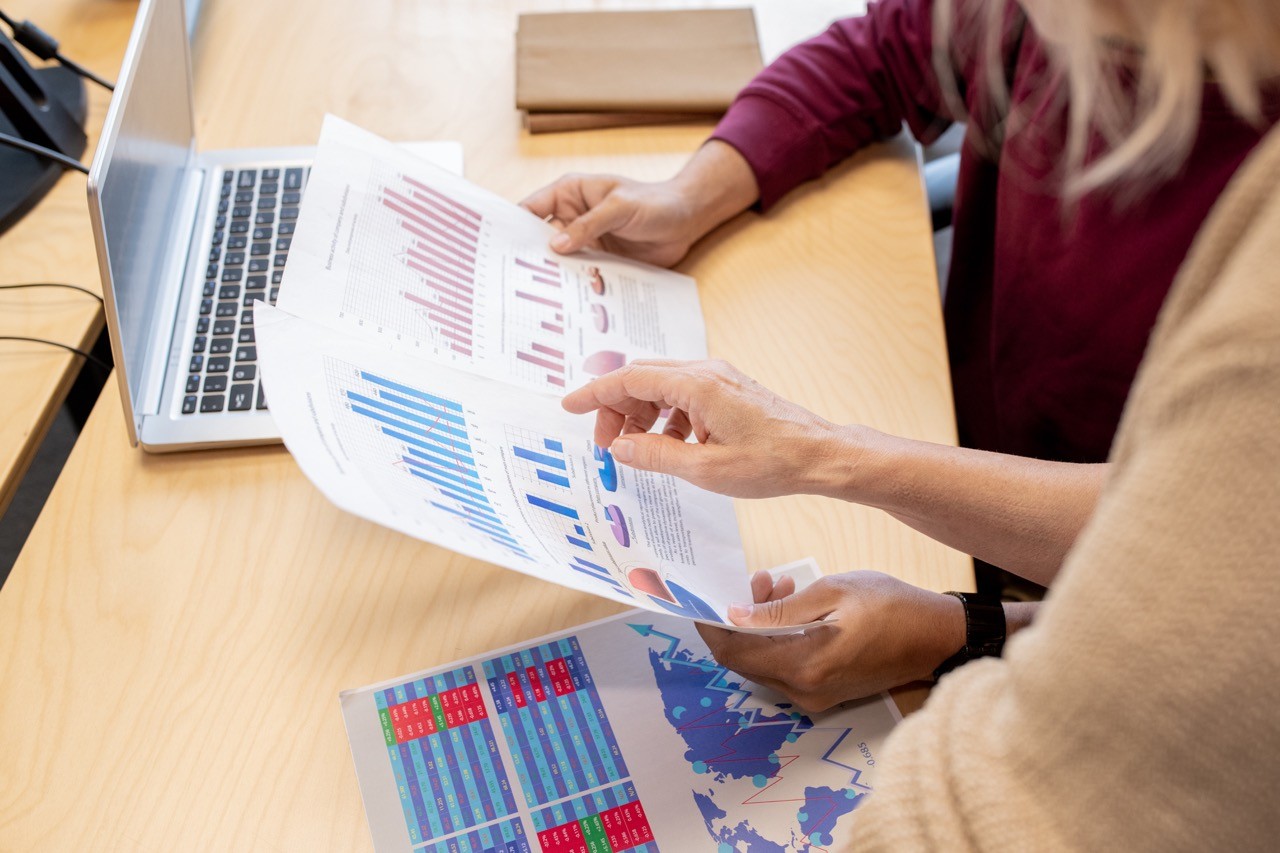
[87,0,462,452]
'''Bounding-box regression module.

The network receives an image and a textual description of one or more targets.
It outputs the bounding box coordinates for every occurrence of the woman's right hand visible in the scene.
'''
[519,175,705,267]
[561,359,866,499]
[519,139,760,268]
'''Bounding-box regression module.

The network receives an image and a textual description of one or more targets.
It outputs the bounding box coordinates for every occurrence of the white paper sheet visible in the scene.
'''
[339,560,899,853]
[277,116,709,396]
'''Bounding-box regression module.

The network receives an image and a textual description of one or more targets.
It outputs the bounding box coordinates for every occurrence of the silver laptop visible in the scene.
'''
[86,0,313,451]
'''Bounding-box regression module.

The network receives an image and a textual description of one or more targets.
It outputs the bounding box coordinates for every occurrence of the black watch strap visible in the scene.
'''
[932,591,1006,681]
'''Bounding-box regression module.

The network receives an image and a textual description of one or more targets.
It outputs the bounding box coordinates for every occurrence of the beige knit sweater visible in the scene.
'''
[851,128,1280,850]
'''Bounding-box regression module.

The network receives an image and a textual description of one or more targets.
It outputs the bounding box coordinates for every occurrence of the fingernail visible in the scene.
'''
[728,602,753,621]
[551,233,571,251]
[611,439,634,463]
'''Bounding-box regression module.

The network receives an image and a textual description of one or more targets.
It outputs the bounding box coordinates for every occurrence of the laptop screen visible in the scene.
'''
[88,0,195,434]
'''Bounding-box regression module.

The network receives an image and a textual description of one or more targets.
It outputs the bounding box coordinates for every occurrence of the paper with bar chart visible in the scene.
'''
[276,116,708,395]
[255,303,750,624]
[341,561,901,852]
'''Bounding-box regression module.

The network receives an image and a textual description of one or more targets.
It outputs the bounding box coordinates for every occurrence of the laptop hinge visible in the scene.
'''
[136,166,205,420]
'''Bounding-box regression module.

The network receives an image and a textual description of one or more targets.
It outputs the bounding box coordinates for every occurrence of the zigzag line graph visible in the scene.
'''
[630,623,872,849]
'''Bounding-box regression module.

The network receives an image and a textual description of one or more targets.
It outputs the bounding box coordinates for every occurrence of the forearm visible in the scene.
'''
[806,427,1106,586]
[669,139,759,240]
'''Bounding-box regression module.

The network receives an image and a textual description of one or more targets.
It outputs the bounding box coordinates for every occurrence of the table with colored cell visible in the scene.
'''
[418,817,532,853]
[376,665,518,845]
[483,637,628,807]
[530,782,657,853]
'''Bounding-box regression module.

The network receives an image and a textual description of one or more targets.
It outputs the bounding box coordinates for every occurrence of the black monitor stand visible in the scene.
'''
[0,33,88,236]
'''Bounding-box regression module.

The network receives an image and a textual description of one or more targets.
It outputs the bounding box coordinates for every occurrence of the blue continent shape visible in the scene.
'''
[646,644,795,781]
[796,786,867,846]
[696,792,789,853]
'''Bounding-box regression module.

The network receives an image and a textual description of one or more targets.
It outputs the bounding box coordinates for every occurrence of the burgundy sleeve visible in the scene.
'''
[712,0,959,210]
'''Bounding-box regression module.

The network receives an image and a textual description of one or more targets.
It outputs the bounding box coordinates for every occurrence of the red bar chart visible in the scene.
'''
[510,254,568,388]
[380,175,483,357]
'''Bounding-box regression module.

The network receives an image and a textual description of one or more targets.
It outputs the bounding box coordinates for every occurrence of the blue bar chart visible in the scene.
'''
[338,366,531,561]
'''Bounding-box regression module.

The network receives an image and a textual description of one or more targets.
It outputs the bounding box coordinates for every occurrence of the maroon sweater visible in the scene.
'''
[712,0,1276,463]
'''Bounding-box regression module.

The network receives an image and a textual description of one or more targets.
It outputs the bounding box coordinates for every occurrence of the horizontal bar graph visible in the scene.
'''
[343,369,530,560]
[380,175,482,358]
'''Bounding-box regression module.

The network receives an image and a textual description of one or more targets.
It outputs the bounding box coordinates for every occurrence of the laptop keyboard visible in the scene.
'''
[181,165,309,416]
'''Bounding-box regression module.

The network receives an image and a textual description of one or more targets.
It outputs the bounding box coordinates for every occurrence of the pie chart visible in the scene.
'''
[628,566,675,603]
[592,303,609,332]
[604,504,631,546]
[584,350,626,376]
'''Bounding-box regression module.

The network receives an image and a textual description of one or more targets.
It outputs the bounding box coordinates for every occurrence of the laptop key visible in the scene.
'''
[185,375,200,393]
[197,317,210,334]
[275,237,291,252]
[219,285,240,300]
[215,302,238,318]
[221,269,242,282]
[284,168,302,190]
[224,252,245,266]
[250,242,270,256]
[270,287,279,302]
[256,385,268,410]
[263,168,280,180]
[246,275,267,290]
[232,206,252,219]
[210,338,233,355]
[207,356,230,373]
[182,396,198,414]
[229,384,254,411]
[282,191,301,205]
[280,207,299,221]
[229,221,249,234]
[240,310,255,326]
[237,169,256,188]
[243,292,264,307]
[235,190,253,203]
[232,364,256,381]
[255,212,275,225]
[271,270,283,284]
[204,375,227,392]
[217,199,228,215]
[222,169,234,183]
[205,263,218,279]
[211,229,224,246]
[228,235,248,249]
[278,222,295,236]
[238,328,255,344]
[200,394,226,413]
[274,254,287,268]
[216,215,227,229]
[202,282,216,298]
[192,336,207,354]
[256,196,276,210]
[235,346,257,362]
[199,299,213,316]
[189,355,203,373]
[260,181,278,195]
[220,184,232,199]
[208,246,221,263]
[248,259,268,273]
[253,226,273,241]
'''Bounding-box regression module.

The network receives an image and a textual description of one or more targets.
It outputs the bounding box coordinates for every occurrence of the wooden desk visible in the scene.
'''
[0,0,131,515]
[0,0,969,848]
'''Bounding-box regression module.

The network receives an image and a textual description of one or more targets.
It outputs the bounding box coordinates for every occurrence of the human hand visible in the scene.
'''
[520,174,706,267]
[561,359,854,499]
[520,139,759,267]
[695,571,966,711]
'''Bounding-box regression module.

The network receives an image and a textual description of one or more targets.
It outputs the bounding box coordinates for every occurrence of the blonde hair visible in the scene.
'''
[937,0,1280,198]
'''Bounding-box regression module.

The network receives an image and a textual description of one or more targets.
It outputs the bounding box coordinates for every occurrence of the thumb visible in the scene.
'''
[728,581,840,629]
[609,433,704,481]
[550,195,633,254]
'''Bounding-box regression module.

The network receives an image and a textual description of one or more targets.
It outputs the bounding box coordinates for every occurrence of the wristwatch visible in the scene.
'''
[932,591,1006,681]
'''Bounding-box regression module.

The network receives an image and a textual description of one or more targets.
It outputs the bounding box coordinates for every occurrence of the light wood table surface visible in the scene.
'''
[0,0,131,515]
[0,0,970,848]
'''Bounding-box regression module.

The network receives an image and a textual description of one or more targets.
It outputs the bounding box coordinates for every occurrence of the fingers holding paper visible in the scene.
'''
[696,571,967,711]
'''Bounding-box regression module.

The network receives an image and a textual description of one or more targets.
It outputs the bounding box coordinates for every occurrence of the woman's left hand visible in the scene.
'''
[697,571,966,711]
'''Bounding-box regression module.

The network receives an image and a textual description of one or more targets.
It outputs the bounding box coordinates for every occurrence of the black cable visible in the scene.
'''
[0,335,112,373]
[0,282,103,303]
[0,130,88,173]
[0,7,115,91]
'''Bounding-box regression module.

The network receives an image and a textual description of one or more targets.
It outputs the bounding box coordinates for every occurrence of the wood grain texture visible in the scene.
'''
[0,0,969,849]
[0,0,128,514]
